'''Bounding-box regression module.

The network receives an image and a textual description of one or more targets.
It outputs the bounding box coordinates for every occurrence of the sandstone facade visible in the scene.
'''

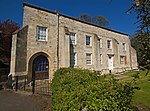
[10,3,138,81]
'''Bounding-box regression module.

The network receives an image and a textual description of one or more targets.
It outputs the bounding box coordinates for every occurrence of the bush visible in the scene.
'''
[51,68,135,111]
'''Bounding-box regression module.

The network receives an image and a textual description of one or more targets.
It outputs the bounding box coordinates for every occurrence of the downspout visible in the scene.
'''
[56,12,59,70]
[129,41,132,70]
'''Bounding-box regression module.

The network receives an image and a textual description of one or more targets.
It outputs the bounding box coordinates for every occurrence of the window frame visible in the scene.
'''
[70,32,76,45]
[34,55,49,72]
[122,43,126,51]
[107,40,112,49]
[74,53,77,66]
[70,53,77,67]
[86,35,91,46]
[97,38,102,49]
[36,26,48,41]
[99,38,102,48]
[120,56,125,65]
[86,53,92,65]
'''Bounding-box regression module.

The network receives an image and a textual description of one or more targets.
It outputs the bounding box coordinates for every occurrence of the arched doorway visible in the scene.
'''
[31,55,50,95]
[32,55,49,80]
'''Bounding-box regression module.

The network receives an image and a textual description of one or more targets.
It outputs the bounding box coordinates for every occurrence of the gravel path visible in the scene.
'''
[114,75,129,79]
[0,90,51,111]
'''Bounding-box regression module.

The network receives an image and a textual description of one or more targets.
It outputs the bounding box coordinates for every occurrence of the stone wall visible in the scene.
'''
[10,3,138,80]
[15,26,28,74]
[59,15,133,74]
[23,5,58,79]
[131,47,138,69]
[10,26,28,77]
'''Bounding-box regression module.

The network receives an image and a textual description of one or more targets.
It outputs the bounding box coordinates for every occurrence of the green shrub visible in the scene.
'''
[51,68,136,111]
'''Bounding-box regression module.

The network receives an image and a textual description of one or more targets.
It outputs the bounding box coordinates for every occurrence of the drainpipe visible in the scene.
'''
[129,41,132,70]
[56,12,59,70]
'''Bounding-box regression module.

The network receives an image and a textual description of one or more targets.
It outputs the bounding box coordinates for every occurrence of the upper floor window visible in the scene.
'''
[37,26,48,41]
[122,43,126,51]
[98,38,102,48]
[86,36,91,46]
[107,40,112,49]
[70,32,76,45]
[86,53,92,65]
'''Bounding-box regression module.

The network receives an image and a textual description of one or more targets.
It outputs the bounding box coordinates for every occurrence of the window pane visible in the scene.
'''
[37,26,47,41]
[123,43,126,51]
[100,39,102,48]
[100,54,102,64]
[98,38,102,48]
[86,36,91,45]
[120,56,125,64]
[86,53,92,65]
[70,32,76,45]
[70,53,77,67]
[34,55,48,72]
[107,40,111,49]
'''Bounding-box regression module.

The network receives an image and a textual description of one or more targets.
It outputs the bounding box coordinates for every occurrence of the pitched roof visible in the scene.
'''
[23,2,128,36]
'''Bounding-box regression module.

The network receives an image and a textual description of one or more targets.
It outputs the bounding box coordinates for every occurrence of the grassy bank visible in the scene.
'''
[121,70,150,109]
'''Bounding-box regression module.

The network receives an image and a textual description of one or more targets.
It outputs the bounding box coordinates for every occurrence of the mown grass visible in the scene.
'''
[121,70,150,109]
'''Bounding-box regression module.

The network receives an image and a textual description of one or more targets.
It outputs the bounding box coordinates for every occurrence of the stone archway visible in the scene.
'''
[28,52,51,95]
[28,52,51,80]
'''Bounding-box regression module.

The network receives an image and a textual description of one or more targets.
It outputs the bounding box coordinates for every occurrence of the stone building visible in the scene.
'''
[10,3,138,83]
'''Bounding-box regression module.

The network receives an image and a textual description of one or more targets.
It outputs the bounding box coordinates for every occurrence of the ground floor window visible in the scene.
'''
[120,56,126,65]
[33,55,48,72]
[70,53,77,67]
[86,53,92,65]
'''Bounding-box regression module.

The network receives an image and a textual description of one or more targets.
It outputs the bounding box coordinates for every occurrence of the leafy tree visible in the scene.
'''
[97,16,110,27]
[0,20,19,66]
[77,14,110,28]
[129,0,150,70]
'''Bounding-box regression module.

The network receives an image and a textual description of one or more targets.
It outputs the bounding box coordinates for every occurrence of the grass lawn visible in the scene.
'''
[120,70,150,109]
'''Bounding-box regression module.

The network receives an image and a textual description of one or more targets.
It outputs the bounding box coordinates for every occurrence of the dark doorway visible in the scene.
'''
[32,55,50,95]
[32,55,49,80]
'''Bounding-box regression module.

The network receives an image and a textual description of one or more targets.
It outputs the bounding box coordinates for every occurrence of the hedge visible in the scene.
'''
[51,68,136,111]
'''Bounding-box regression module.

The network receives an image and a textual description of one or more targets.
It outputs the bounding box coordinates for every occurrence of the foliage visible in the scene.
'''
[77,14,110,28]
[121,70,150,109]
[129,0,150,70]
[0,19,19,65]
[51,68,136,111]
[130,33,150,70]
